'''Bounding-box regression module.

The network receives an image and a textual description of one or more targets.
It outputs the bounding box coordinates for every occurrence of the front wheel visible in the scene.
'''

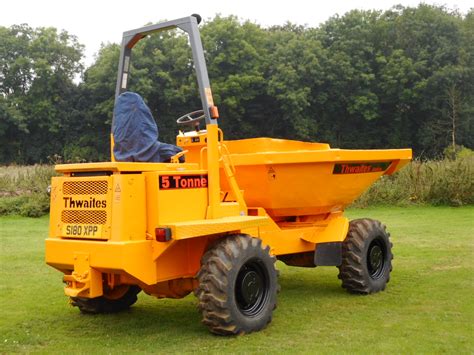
[338,219,393,294]
[195,235,279,335]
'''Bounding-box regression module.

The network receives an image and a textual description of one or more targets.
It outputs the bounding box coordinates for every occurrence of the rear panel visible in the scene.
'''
[49,176,113,240]
[49,173,147,242]
[47,168,211,293]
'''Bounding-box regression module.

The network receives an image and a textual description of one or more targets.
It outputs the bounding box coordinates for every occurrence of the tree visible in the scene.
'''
[2,6,473,163]
[0,24,83,163]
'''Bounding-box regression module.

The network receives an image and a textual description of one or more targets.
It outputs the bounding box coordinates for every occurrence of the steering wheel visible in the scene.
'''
[176,110,205,129]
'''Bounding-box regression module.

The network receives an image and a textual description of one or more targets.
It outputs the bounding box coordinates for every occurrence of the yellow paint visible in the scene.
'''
[46,239,157,284]
[168,215,271,240]
[300,216,349,244]
[110,134,116,162]
[47,126,411,299]
[110,174,146,241]
[63,252,103,298]
[205,124,222,219]
[216,138,412,217]
[49,175,113,240]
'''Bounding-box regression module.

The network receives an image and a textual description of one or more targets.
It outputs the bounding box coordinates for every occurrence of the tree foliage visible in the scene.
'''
[0,24,83,163]
[1,5,473,163]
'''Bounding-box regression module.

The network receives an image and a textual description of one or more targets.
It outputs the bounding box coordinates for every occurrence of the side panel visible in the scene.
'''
[244,214,349,256]
[110,174,146,241]
[144,171,209,233]
[154,238,208,281]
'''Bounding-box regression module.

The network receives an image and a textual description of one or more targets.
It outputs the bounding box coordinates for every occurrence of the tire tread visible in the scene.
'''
[71,285,141,314]
[195,234,278,335]
[338,218,392,294]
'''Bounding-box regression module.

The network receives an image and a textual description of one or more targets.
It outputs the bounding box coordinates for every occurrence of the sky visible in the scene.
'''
[1,0,472,67]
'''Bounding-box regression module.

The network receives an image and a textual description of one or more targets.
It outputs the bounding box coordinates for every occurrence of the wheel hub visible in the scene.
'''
[235,260,269,316]
[369,246,382,270]
[240,270,262,305]
[103,285,130,300]
[367,239,386,279]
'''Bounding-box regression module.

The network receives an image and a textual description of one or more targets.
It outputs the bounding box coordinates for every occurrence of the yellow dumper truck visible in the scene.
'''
[46,15,412,335]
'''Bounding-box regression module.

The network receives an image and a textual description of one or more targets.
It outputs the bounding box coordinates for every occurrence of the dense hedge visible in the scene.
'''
[0,165,54,217]
[354,155,474,207]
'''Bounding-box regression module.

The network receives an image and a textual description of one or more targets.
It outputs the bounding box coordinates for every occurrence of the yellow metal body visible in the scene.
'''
[46,126,411,299]
[219,138,411,217]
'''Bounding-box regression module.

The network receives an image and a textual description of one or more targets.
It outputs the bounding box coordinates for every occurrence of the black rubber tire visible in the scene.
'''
[338,219,393,294]
[71,285,141,314]
[195,235,279,335]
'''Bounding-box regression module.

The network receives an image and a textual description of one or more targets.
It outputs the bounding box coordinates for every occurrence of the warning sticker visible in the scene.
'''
[114,183,121,202]
[267,166,276,180]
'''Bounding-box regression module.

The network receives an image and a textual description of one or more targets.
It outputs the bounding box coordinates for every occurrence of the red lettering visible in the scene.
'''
[159,175,209,189]
[161,176,170,189]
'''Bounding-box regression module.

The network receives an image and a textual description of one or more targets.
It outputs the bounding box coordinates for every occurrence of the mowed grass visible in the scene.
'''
[0,206,472,353]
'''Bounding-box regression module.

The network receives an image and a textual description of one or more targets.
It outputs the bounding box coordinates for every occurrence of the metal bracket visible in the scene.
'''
[63,252,103,298]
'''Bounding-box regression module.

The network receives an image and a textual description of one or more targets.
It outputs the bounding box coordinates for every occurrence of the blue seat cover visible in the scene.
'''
[112,92,182,162]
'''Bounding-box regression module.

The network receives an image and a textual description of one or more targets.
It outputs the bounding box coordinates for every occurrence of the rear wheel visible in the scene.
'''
[71,285,141,314]
[338,219,393,294]
[195,235,279,335]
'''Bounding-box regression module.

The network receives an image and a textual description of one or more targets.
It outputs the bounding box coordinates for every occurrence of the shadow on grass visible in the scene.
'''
[36,269,347,342]
[58,297,208,339]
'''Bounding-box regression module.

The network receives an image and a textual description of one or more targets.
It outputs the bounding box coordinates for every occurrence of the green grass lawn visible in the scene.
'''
[1,206,473,353]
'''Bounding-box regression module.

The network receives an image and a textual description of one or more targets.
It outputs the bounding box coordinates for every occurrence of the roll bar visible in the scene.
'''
[112,15,218,130]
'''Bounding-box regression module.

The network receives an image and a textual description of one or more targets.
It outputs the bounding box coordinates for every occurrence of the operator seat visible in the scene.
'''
[112,92,183,162]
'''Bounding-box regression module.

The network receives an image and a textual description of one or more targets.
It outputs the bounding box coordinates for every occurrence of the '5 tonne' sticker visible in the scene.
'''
[159,175,208,189]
